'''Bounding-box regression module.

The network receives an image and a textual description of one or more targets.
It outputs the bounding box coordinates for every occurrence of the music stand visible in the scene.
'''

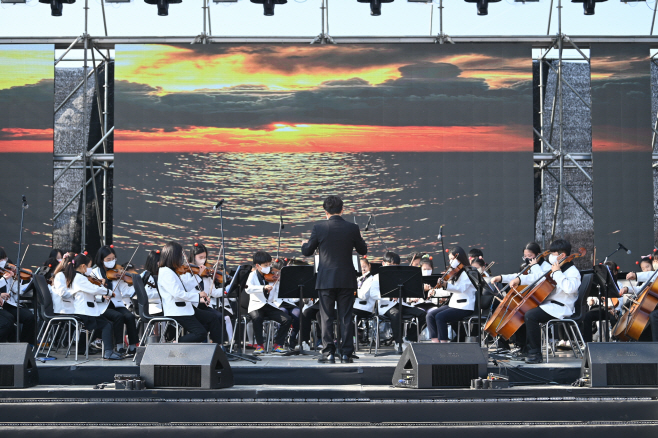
[223,265,260,363]
[378,266,424,355]
[463,267,488,346]
[593,265,619,342]
[278,265,319,356]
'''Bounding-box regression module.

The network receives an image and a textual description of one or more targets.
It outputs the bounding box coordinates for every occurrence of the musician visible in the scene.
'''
[245,251,292,354]
[182,243,233,343]
[353,257,377,345]
[66,253,123,360]
[93,246,139,357]
[301,195,367,364]
[582,261,624,343]
[416,255,440,310]
[50,252,76,315]
[626,255,658,342]
[142,250,162,316]
[0,247,36,344]
[49,248,65,264]
[522,239,581,364]
[158,241,223,343]
[373,251,426,351]
[0,307,13,343]
[468,248,485,265]
[270,259,301,350]
[490,242,551,289]
[408,252,426,267]
[425,247,475,343]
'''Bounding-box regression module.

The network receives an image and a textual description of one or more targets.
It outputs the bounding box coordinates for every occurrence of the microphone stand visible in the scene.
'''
[14,196,28,343]
[277,213,284,261]
[438,226,447,271]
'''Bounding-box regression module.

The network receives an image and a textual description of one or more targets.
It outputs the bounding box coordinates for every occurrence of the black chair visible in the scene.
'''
[541,273,594,362]
[33,274,89,361]
[131,273,180,353]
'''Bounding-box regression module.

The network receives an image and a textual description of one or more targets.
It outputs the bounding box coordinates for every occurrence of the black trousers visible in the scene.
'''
[249,305,291,346]
[103,308,129,346]
[524,307,554,354]
[197,305,229,343]
[0,309,16,342]
[111,305,139,345]
[582,308,618,343]
[300,306,320,344]
[2,304,35,344]
[386,304,427,344]
[78,314,114,354]
[318,288,355,356]
[173,307,223,343]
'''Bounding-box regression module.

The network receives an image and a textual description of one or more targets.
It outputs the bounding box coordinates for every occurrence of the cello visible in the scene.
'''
[483,250,550,337]
[496,248,586,340]
[612,270,658,341]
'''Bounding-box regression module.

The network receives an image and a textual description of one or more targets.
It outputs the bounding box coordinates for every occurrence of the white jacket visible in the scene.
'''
[245,270,279,313]
[180,274,234,314]
[636,270,658,284]
[140,271,162,315]
[539,265,581,319]
[0,276,31,307]
[71,273,111,317]
[92,266,135,309]
[370,274,412,316]
[431,271,477,311]
[354,273,378,313]
[501,262,552,286]
[51,272,75,314]
[158,266,203,317]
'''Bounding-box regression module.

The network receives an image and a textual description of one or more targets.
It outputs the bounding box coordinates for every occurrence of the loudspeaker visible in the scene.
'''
[140,343,234,389]
[0,343,38,388]
[581,342,658,387]
[392,343,487,388]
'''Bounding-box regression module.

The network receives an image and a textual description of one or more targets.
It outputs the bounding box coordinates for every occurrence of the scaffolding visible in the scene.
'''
[2,0,658,252]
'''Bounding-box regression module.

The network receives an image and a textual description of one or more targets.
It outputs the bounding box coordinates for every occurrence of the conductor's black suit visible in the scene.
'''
[301,215,367,357]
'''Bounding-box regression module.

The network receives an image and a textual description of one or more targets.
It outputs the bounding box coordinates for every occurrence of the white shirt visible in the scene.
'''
[501,262,552,286]
[140,271,162,315]
[71,273,111,317]
[539,265,582,319]
[180,274,234,314]
[354,273,378,313]
[245,270,279,313]
[92,266,135,309]
[0,276,31,307]
[158,266,202,317]
[369,274,411,316]
[51,271,75,314]
[636,270,658,284]
[431,271,477,311]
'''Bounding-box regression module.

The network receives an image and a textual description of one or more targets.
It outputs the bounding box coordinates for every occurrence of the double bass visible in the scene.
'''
[495,248,586,340]
[612,270,658,341]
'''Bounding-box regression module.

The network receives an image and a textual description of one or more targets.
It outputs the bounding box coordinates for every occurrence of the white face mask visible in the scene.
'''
[653,262,658,271]
[104,260,116,269]
[260,266,271,274]
[450,259,460,269]
[422,269,433,276]
[197,258,206,266]
[0,259,6,269]
[57,258,63,263]
[548,254,558,265]
[86,267,93,275]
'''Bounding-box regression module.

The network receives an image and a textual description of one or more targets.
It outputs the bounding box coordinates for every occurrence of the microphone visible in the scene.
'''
[437,225,443,240]
[212,199,224,210]
[22,195,28,209]
[364,214,373,232]
[618,242,631,255]
[279,213,284,230]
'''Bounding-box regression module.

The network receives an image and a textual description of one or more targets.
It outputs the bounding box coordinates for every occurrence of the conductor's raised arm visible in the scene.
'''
[354,226,367,256]
[301,226,318,257]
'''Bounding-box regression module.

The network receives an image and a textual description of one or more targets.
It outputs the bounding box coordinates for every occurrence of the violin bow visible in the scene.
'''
[110,244,140,297]
[182,249,208,305]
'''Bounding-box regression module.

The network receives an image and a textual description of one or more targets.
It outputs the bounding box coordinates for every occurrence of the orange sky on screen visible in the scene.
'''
[0,128,53,152]
[115,124,529,153]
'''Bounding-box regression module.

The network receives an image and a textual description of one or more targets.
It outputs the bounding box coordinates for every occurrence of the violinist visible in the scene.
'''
[626,254,658,342]
[182,243,233,344]
[49,248,64,264]
[373,252,426,351]
[158,241,223,343]
[468,248,484,265]
[66,253,123,360]
[353,257,377,346]
[142,250,163,316]
[92,245,139,357]
[271,259,301,350]
[425,247,475,343]
[416,255,441,310]
[0,247,36,344]
[245,251,292,354]
[522,239,581,364]
[50,252,76,315]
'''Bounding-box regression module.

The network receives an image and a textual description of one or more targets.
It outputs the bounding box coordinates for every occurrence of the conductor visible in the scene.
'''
[301,196,368,364]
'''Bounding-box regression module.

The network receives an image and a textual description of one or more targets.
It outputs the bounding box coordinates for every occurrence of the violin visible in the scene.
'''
[175,263,225,284]
[106,264,138,286]
[83,273,105,287]
[0,263,33,282]
[264,267,281,283]
[435,262,464,289]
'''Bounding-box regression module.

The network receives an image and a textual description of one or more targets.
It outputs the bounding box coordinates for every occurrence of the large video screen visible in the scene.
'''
[115,44,533,272]
[0,44,53,269]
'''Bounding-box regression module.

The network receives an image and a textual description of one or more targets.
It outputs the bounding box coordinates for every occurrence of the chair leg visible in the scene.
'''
[375,316,380,355]
[36,319,54,357]
[353,315,359,353]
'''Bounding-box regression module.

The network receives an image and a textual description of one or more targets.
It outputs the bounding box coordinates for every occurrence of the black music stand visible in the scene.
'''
[378,266,424,355]
[223,265,260,363]
[278,265,319,356]
[463,267,488,346]
[592,265,619,342]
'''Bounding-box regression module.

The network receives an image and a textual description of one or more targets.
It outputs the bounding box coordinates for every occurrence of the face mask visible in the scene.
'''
[548,254,558,265]
[450,259,460,269]
[86,267,93,276]
[104,260,116,269]
[197,258,206,266]
[0,259,6,269]
[260,266,271,274]
[653,263,658,271]
[422,269,432,276]
[522,257,531,265]
[57,258,63,263]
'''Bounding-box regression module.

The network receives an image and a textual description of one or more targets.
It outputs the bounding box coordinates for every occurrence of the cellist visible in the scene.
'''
[625,253,658,341]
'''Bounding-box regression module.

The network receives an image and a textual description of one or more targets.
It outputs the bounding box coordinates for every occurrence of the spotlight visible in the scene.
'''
[144,0,182,16]
[358,0,394,16]
[251,0,287,16]
[38,0,75,16]
[571,0,607,15]
[464,0,501,15]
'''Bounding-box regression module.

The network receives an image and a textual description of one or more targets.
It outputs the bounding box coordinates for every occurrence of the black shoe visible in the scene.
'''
[351,353,359,360]
[525,353,543,364]
[318,354,335,364]
[103,351,124,361]
[340,355,353,364]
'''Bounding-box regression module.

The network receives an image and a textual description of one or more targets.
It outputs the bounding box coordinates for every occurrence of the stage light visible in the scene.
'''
[251,0,287,16]
[464,0,501,15]
[38,0,75,16]
[358,0,394,16]
[144,0,181,16]
[571,0,607,15]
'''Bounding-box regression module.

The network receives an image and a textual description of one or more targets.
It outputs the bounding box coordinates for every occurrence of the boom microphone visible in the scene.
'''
[437,225,443,240]
[22,195,28,209]
[212,199,224,210]
[280,213,284,230]
[364,214,373,232]
[618,242,631,255]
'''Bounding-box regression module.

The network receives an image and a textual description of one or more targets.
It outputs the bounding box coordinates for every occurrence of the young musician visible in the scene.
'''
[626,254,658,341]
[158,241,223,343]
[468,248,484,265]
[353,257,377,345]
[66,253,123,360]
[0,247,36,344]
[490,242,551,289]
[50,252,76,315]
[93,246,139,356]
[373,251,426,351]
[245,251,292,354]
[142,249,163,315]
[425,247,476,343]
[522,239,581,364]
[271,259,300,349]
[582,261,624,343]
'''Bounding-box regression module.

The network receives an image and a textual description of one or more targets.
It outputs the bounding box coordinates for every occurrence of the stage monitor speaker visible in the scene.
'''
[392,343,487,388]
[582,342,658,387]
[0,343,38,388]
[140,343,234,389]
